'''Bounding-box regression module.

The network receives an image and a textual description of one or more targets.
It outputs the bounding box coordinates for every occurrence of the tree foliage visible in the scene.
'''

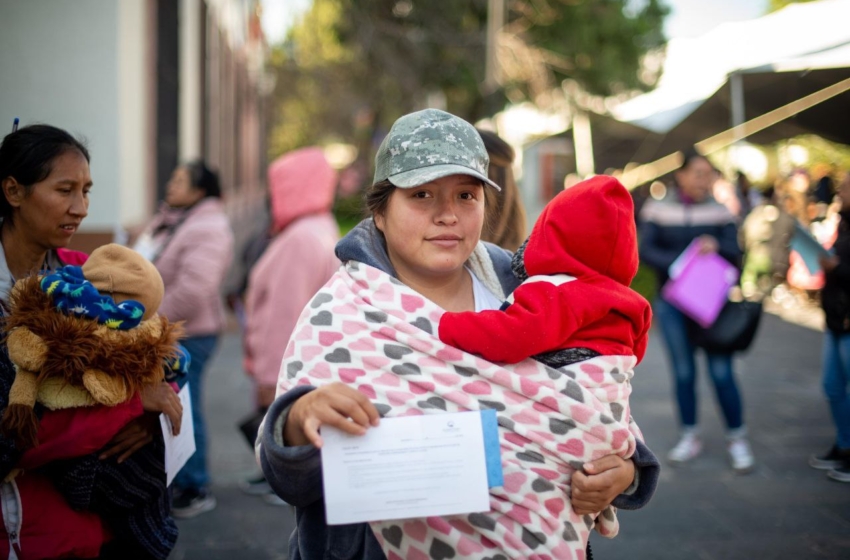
[268,0,669,161]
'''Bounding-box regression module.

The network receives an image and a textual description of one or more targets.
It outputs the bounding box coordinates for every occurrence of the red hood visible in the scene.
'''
[267,147,338,233]
[523,175,638,286]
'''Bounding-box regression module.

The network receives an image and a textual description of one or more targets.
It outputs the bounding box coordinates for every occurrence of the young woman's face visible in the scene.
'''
[676,156,716,202]
[165,166,205,208]
[374,174,485,284]
[5,149,91,249]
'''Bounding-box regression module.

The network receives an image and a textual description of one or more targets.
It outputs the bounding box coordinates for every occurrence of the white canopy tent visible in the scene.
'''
[613,0,850,139]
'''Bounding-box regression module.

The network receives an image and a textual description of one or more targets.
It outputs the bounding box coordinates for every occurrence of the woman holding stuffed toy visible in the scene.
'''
[0,123,183,559]
[638,149,755,473]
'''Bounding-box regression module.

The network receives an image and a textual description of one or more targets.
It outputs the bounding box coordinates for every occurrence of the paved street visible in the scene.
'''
[173,308,850,560]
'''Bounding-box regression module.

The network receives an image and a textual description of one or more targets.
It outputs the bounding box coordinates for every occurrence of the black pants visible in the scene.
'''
[98,539,155,560]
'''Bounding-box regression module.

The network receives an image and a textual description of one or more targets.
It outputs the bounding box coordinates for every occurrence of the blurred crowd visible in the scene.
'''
[637,151,850,484]
[736,165,844,306]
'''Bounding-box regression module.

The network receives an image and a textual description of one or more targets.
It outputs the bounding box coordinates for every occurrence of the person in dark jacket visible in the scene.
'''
[639,150,755,473]
[811,171,850,482]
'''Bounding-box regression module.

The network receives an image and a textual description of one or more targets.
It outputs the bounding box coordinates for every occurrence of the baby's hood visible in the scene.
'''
[522,175,638,286]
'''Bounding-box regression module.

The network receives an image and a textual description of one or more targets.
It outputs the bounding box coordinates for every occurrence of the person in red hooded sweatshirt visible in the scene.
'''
[241,147,340,501]
[439,174,652,372]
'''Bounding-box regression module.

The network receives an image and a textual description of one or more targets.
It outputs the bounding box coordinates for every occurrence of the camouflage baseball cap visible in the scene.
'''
[374,109,501,191]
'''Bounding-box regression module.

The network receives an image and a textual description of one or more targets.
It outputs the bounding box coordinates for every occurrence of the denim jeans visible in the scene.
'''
[822,331,850,449]
[654,297,744,430]
[174,334,219,491]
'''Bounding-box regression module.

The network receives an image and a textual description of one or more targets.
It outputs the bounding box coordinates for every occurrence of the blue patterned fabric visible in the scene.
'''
[40,266,145,330]
[165,344,191,383]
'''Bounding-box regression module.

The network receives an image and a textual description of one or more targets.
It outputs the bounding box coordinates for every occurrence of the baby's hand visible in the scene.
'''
[571,455,635,514]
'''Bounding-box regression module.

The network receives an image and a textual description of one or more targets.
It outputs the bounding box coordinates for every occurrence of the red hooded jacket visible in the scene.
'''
[439,175,652,364]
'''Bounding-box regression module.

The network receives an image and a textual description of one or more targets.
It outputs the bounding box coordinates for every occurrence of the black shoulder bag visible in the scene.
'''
[687,299,763,353]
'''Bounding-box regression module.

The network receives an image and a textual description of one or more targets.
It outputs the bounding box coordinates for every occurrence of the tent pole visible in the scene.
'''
[484,0,505,93]
[620,76,850,189]
[729,72,746,176]
[572,111,595,178]
[730,72,746,140]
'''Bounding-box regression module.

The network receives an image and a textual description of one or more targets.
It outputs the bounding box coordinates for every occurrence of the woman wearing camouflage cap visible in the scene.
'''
[257,109,659,559]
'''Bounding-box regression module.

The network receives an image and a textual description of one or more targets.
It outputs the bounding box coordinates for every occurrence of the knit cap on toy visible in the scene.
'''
[81,244,164,320]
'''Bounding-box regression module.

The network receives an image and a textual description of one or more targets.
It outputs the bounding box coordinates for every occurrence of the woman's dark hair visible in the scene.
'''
[0,124,90,220]
[364,179,396,217]
[479,130,514,193]
[478,129,527,252]
[186,160,222,198]
[678,148,710,172]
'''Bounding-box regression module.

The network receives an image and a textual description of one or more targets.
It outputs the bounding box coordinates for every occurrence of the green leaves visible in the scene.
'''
[268,0,669,167]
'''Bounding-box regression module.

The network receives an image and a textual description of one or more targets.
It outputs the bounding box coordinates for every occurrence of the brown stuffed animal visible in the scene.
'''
[1,244,183,449]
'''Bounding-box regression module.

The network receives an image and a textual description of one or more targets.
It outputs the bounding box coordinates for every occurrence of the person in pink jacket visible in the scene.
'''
[241,147,340,499]
[134,160,234,518]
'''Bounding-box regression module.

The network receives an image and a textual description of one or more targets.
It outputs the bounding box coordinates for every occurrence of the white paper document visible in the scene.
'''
[160,383,196,487]
[321,411,491,525]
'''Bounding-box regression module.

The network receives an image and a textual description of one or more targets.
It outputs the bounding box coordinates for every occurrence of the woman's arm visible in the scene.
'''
[258,386,323,507]
[259,383,379,507]
[158,224,232,324]
[97,381,183,463]
[638,221,681,273]
[20,380,183,469]
[715,222,743,268]
[17,395,144,470]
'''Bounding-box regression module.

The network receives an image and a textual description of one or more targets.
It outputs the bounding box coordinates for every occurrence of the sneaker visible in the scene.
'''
[172,488,217,519]
[263,492,290,507]
[728,439,755,473]
[809,445,850,470]
[827,466,850,482]
[667,433,702,464]
[240,474,272,496]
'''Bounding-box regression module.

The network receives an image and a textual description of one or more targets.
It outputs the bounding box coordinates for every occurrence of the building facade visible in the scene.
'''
[0,0,269,251]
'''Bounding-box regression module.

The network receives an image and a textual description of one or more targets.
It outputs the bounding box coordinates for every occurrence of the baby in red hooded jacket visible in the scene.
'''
[439,175,652,369]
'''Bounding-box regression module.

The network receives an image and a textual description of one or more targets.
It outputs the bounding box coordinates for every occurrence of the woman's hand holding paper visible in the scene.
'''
[697,235,719,254]
[285,382,381,448]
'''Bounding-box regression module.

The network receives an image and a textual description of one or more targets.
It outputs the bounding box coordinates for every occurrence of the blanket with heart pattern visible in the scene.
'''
[278,261,641,560]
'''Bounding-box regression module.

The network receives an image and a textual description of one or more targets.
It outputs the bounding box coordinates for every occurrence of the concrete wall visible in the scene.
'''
[118,0,153,230]
[0,0,150,235]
